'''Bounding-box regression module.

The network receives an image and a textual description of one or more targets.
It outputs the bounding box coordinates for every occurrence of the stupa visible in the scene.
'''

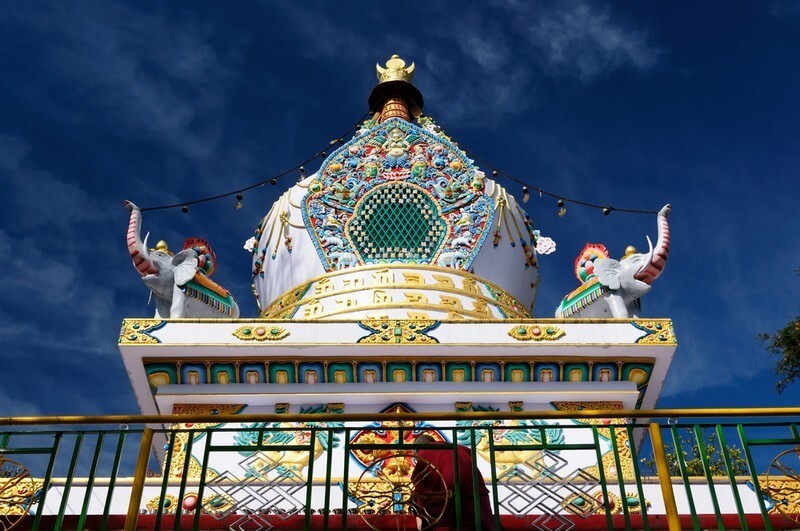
[113,54,678,523]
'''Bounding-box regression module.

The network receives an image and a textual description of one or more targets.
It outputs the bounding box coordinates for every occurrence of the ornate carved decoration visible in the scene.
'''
[0,457,41,525]
[351,453,449,531]
[259,282,312,319]
[357,319,440,344]
[165,404,245,480]
[232,325,289,342]
[145,493,178,513]
[508,324,565,342]
[631,320,676,345]
[762,447,800,523]
[551,402,635,480]
[301,118,495,273]
[118,319,165,344]
[550,402,624,414]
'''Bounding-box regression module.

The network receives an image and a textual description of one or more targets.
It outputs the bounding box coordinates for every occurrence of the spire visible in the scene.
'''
[369,54,424,123]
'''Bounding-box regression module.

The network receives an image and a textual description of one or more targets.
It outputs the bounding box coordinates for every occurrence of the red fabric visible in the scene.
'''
[411,444,496,530]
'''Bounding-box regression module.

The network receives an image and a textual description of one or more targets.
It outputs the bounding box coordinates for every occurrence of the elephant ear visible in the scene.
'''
[172,249,199,287]
[594,258,622,290]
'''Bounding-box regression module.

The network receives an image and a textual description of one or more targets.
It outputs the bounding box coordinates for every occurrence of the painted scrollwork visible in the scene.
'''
[632,320,676,345]
[357,319,440,344]
[118,319,165,344]
[232,325,289,341]
[508,324,565,342]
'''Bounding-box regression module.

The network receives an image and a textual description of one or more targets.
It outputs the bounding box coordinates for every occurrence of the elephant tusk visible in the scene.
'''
[142,232,151,262]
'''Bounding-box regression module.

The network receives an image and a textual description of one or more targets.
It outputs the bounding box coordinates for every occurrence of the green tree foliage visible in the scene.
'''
[643,430,747,477]
[759,310,800,393]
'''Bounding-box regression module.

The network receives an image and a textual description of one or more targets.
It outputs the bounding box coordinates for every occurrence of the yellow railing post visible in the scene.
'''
[125,428,154,531]
[649,422,681,531]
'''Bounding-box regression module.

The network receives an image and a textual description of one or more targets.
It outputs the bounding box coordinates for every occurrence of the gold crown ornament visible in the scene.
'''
[376,55,415,84]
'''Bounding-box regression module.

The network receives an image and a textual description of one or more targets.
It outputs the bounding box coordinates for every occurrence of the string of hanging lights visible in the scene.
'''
[139,111,372,212]
[135,111,660,216]
[420,109,660,216]
[459,150,659,217]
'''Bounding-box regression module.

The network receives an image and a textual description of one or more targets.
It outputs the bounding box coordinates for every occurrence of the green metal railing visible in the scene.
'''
[1,408,800,530]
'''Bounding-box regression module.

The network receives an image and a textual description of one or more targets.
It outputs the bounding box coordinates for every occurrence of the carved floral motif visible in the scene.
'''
[232,325,289,341]
[508,324,565,342]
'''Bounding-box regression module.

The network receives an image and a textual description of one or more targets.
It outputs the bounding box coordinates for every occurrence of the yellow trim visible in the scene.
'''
[4,407,800,426]
[649,422,681,531]
[142,355,657,364]
[125,341,674,348]
[121,316,674,325]
[125,427,153,531]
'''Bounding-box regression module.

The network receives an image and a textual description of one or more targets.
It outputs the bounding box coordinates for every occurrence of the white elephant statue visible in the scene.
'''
[125,201,239,318]
[437,250,468,268]
[329,251,359,269]
[555,204,671,319]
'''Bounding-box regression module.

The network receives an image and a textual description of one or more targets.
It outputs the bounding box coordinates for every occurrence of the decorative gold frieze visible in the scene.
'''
[119,319,164,344]
[232,325,289,341]
[357,319,440,344]
[632,320,676,345]
[508,324,565,342]
[259,264,532,319]
[550,402,624,413]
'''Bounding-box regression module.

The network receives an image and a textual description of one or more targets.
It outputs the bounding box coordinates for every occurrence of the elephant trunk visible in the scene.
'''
[125,201,158,276]
[634,204,671,284]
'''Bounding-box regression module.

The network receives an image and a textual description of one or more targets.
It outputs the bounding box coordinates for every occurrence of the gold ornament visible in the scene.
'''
[624,492,651,514]
[508,324,565,342]
[622,246,637,259]
[632,320,676,345]
[260,282,312,318]
[357,319,439,344]
[561,491,604,516]
[118,319,164,344]
[376,54,415,84]
[762,447,800,523]
[151,240,173,256]
[232,325,289,341]
[552,402,635,480]
[0,458,41,525]
[145,493,178,513]
[202,493,236,515]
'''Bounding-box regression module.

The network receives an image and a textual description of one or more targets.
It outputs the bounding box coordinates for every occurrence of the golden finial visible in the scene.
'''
[623,246,637,259]
[152,240,173,256]
[376,54,415,84]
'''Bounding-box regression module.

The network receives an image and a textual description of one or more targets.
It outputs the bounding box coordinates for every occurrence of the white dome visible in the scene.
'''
[250,116,539,320]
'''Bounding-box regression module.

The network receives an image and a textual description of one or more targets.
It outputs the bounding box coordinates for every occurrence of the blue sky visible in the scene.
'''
[1,1,799,416]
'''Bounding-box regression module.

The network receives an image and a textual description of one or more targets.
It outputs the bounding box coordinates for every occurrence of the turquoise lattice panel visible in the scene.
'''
[346,182,447,263]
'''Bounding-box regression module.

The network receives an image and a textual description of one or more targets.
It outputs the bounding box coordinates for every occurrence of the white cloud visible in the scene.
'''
[0,387,42,416]
[769,0,800,17]
[504,0,659,81]
[7,2,243,162]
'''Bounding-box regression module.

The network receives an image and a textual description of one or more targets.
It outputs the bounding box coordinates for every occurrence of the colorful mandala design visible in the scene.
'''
[302,117,494,271]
